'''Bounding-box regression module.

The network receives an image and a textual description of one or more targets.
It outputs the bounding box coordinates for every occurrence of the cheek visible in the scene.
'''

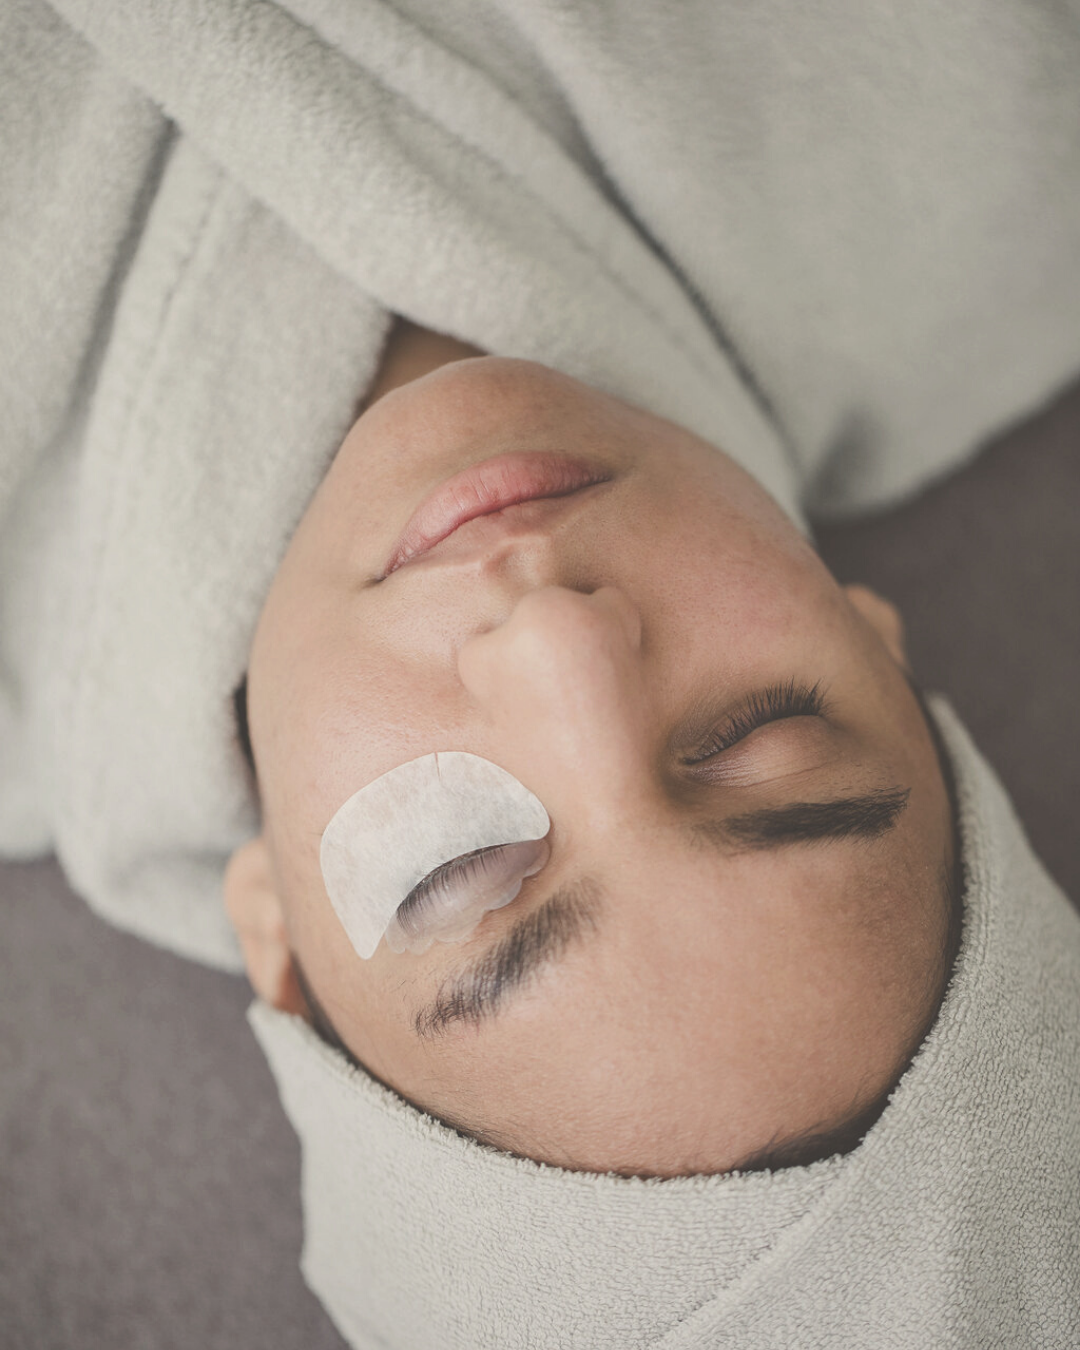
[646,543,828,688]
[287,887,433,1087]
[267,621,464,826]
[620,473,819,633]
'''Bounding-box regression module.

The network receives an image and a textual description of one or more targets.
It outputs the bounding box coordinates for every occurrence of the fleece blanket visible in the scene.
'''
[3,0,1080,966]
[252,697,1080,1349]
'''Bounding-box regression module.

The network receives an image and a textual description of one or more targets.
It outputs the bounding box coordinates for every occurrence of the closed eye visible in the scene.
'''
[682,680,828,763]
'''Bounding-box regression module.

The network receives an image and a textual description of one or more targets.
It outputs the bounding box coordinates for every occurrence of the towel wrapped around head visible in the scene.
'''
[253,697,1080,1349]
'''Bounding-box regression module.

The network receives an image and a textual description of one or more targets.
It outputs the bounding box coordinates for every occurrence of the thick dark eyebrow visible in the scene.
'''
[413,878,604,1038]
[413,788,910,1038]
[690,786,911,853]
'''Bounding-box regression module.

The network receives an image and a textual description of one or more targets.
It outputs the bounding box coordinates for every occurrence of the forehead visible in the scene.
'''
[377,817,946,1165]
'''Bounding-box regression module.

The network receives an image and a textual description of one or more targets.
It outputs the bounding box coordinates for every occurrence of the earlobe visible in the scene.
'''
[843,583,911,671]
[223,836,307,1016]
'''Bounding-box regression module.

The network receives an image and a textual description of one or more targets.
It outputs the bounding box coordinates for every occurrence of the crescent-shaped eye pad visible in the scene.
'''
[319,751,551,959]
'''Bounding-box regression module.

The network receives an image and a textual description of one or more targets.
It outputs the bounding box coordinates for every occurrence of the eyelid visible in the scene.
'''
[684,721,837,788]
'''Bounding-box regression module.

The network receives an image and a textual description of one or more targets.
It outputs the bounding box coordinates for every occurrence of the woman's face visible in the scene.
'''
[233,357,956,1177]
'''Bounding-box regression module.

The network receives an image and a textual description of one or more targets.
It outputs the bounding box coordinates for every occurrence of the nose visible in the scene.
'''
[456,586,654,830]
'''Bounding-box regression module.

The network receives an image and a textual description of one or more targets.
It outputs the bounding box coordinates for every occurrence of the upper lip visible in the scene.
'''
[380,451,612,577]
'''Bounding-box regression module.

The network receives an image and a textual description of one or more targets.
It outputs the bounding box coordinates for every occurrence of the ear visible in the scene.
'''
[843,583,911,671]
[223,836,308,1016]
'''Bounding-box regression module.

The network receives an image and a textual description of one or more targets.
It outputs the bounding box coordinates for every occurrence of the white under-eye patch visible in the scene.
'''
[319,752,551,959]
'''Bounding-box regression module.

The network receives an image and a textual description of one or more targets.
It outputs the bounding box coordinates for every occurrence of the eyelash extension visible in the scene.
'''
[686,679,827,762]
[396,845,510,935]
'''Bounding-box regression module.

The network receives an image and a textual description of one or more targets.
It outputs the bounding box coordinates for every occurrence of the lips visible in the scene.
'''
[381,452,611,577]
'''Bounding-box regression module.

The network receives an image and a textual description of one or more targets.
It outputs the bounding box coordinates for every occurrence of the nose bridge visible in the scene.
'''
[456,586,654,823]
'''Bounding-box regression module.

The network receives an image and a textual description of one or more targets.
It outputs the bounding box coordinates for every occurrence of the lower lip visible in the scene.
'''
[381,452,611,577]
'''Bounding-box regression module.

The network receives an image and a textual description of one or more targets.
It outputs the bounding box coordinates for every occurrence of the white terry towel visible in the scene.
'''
[252,698,1080,1349]
[2,0,1080,964]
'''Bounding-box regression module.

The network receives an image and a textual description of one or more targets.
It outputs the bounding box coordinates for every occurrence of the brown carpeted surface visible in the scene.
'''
[1,375,1077,1350]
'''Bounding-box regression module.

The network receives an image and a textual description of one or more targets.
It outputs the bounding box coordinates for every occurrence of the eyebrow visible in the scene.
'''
[412,787,910,1037]
[413,877,604,1038]
[691,785,911,853]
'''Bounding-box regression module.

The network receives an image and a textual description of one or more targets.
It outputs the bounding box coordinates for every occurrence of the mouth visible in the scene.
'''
[380,451,613,578]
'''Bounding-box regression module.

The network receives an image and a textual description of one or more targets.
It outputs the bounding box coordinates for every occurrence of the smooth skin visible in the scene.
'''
[225,322,956,1177]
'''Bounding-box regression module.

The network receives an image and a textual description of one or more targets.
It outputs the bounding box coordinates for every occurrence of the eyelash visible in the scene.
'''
[397,845,510,934]
[398,680,826,923]
[685,679,827,762]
